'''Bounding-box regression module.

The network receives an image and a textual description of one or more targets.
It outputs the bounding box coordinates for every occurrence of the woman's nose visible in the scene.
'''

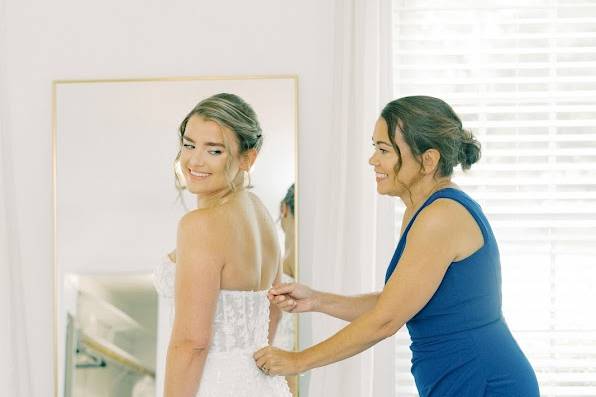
[368,153,377,166]
[188,152,205,167]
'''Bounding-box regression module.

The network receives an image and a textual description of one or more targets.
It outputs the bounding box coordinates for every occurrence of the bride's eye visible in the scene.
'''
[183,143,195,150]
[208,150,223,156]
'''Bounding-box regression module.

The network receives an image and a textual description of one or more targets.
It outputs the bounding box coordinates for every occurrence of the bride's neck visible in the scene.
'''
[196,175,246,209]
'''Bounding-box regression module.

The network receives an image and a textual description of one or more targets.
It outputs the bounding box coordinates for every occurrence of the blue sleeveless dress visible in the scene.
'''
[385,188,539,397]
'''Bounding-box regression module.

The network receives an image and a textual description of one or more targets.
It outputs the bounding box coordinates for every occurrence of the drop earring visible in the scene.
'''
[246,170,254,189]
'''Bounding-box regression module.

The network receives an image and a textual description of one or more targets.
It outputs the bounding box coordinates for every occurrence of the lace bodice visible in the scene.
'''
[153,256,291,396]
[152,257,270,353]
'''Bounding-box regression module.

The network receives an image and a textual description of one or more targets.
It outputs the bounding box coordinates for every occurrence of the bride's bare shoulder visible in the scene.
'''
[177,207,223,236]
[246,191,275,219]
[244,190,264,204]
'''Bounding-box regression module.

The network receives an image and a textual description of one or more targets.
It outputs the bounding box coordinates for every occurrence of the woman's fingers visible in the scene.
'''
[273,294,296,306]
[253,347,299,376]
[274,295,286,303]
[254,346,278,373]
[277,298,297,312]
[254,348,269,369]
[268,293,297,312]
[269,282,296,296]
[255,356,268,369]
[254,346,268,360]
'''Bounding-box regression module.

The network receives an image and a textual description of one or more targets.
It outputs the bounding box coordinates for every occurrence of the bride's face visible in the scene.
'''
[180,115,242,196]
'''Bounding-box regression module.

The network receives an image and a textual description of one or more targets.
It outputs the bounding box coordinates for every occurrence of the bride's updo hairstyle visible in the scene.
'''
[380,95,481,179]
[174,93,263,192]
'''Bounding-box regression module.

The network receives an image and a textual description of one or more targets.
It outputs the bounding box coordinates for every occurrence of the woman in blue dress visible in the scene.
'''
[254,96,539,396]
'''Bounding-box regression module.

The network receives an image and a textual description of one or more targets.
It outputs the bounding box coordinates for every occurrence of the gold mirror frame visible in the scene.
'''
[52,75,300,397]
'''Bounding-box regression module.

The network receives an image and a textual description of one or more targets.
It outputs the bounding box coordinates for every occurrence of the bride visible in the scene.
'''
[153,93,291,397]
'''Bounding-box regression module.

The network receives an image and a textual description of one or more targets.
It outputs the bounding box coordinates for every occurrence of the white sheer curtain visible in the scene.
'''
[0,0,32,393]
[0,136,32,397]
[305,0,395,396]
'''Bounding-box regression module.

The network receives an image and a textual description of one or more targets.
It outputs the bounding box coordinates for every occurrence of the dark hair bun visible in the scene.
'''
[458,129,481,170]
[281,183,295,215]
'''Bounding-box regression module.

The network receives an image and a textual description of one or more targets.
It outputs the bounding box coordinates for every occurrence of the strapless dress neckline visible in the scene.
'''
[152,255,292,396]
[160,255,271,295]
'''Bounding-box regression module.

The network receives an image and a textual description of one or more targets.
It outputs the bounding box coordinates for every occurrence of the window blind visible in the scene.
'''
[391,1,596,396]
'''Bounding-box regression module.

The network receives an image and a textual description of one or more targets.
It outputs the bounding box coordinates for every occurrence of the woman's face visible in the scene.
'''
[179,114,242,196]
[369,117,420,196]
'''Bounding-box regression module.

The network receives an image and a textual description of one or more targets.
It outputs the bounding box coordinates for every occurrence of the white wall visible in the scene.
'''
[1,0,335,395]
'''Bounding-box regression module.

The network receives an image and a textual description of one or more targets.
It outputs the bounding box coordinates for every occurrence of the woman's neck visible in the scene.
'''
[195,175,246,209]
[400,178,456,214]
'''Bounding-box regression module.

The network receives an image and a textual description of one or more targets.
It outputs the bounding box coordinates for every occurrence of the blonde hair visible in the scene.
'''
[174,93,263,203]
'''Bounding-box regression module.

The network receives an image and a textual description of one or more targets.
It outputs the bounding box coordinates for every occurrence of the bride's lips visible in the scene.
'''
[187,169,212,181]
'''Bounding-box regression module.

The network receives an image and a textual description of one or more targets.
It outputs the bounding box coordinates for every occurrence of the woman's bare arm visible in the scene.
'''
[313,291,380,322]
[256,200,463,375]
[164,210,223,397]
[270,282,380,322]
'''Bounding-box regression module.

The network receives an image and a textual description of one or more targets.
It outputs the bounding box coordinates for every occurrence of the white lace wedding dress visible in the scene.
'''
[153,256,292,397]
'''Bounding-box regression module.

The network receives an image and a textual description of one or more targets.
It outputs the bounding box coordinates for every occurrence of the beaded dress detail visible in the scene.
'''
[153,256,292,397]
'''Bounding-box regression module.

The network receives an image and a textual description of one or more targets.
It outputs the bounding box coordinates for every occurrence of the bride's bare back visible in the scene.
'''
[174,190,280,291]
[215,190,281,291]
[170,190,281,291]
[164,190,291,397]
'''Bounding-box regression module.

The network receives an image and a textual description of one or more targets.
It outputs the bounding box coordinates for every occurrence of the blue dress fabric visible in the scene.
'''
[385,188,539,397]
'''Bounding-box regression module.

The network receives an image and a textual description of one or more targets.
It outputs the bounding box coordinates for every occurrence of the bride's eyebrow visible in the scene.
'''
[182,136,223,146]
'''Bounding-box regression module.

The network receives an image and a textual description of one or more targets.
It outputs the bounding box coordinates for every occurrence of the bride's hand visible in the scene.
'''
[268,282,318,313]
[253,346,303,376]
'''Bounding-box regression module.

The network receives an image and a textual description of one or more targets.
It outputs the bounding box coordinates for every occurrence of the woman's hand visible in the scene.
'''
[253,346,304,376]
[268,282,318,313]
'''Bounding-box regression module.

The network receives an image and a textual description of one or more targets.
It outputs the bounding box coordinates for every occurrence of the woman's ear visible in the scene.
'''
[239,149,258,171]
[421,149,441,175]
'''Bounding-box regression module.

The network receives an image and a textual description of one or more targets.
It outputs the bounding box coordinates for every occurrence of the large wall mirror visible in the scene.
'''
[53,76,298,396]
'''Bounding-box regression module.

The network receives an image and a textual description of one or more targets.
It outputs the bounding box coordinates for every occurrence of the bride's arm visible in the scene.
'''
[270,284,380,322]
[164,210,223,397]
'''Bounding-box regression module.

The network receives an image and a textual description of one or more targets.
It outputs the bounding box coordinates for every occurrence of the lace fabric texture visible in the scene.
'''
[153,257,291,396]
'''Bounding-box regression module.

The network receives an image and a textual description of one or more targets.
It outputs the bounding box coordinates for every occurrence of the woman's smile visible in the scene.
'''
[375,171,388,182]
[188,169,212,181]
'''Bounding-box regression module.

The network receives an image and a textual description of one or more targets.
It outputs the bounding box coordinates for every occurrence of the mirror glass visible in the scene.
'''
[54,76,298,396]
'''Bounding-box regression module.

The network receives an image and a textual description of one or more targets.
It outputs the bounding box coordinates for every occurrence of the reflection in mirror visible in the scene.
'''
[54,76,298,397]
[62,274,156,397]
[276,183,297,394]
